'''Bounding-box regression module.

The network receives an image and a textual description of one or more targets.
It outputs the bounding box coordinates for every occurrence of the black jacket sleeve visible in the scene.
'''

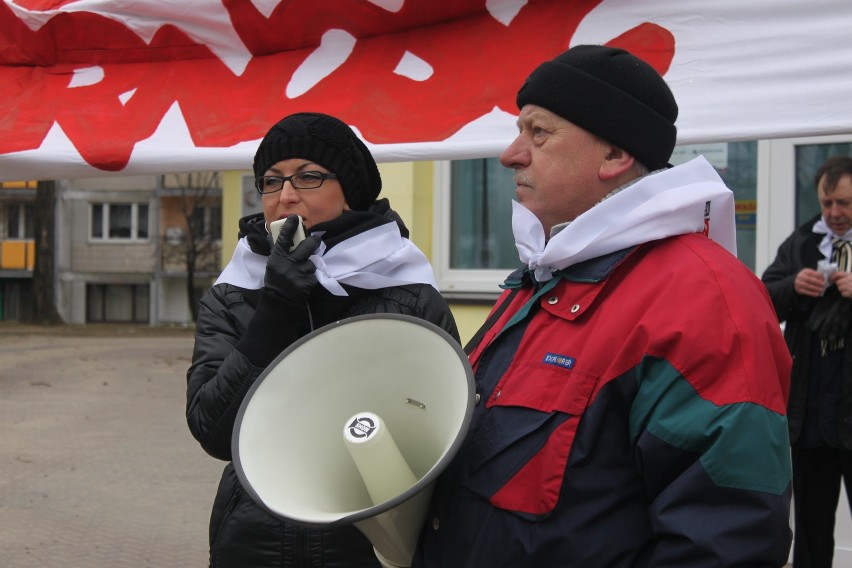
[186,285,261,460]
[186,284,309,461]
[761,223,822,323]
[761,233,800,321]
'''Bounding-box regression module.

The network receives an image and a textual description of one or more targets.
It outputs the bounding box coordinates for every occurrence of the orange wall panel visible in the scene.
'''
[0,241,35,270]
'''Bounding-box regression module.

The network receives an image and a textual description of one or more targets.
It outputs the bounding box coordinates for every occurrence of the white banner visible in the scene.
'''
[1,0,851,180]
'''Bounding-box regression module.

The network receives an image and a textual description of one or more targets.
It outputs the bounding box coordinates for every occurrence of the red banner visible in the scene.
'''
[1,0,849,179]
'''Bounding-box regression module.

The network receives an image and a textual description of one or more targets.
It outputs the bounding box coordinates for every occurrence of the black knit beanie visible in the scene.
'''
[253,112,382,211]
[517,45,678,171]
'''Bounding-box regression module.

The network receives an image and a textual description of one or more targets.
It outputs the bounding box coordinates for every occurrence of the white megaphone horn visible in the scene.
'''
[232,314,475,568]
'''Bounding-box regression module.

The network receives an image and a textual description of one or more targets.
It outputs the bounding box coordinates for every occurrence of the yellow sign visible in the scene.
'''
[735,200,756,229]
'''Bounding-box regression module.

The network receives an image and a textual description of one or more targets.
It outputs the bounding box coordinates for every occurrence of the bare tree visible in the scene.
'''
[160,172,222,323]
[31,180,63,324]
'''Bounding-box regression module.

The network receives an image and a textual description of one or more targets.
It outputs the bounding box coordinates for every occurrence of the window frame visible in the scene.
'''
[189,205,223,240]
[6,203,35,239]
[757,134,852,275]
[89,202,151,242]
[86,282,150,323]
[432,160,513,299]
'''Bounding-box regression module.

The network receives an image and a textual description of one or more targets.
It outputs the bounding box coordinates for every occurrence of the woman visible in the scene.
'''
[186,112,459,567]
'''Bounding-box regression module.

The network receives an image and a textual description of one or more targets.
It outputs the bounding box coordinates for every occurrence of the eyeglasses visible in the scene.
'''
[255,171,338,194]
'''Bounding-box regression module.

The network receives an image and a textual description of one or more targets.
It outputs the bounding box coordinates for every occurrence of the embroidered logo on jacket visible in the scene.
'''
[543,352,576,370]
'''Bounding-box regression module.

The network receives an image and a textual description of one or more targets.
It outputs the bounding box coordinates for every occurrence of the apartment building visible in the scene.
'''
[0,180,36,321]
[55,173,222,325]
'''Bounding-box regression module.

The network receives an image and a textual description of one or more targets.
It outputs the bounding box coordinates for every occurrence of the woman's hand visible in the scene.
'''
[264,215,322,302]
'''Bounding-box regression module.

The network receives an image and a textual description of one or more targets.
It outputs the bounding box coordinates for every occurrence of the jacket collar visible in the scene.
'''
[512,156,737,283]
[503,246,636,290]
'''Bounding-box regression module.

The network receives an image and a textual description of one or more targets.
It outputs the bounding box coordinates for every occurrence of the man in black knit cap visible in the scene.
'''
[412,45,794,567]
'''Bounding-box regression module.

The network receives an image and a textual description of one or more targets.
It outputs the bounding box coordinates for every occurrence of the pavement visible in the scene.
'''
[0,323,223,567]
[0,323,799,568]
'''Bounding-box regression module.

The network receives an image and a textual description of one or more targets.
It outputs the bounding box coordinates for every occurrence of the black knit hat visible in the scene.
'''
[517,45,678,171]
[253,112,382,211]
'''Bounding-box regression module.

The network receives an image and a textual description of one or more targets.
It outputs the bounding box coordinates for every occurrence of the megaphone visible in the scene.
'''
[232,314,474,568]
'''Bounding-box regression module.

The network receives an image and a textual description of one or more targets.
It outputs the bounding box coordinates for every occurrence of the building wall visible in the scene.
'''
[65,176,158,192]
[59,181,152,322]
[220,170,247,272]
[72,242,158,273]
[56,175,222,325]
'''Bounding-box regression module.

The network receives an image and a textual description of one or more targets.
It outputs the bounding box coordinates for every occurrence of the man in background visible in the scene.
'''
[763,155,852,568]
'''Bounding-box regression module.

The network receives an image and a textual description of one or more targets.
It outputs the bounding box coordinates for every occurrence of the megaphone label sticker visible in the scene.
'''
[347,415,378,440]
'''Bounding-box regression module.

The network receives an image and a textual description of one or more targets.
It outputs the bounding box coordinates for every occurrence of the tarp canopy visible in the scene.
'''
[2,0,851,181]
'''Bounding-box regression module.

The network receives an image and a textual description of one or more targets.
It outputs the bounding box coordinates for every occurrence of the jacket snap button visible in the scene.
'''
[547,297,558,305]
[474,393,481,405]
[571,304,581,313]
[432,517,440,530]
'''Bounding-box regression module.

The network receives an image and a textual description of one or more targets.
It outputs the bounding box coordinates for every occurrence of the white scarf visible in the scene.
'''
[513,156,737,282]
[215,221,439,296]
[812,217,852,260]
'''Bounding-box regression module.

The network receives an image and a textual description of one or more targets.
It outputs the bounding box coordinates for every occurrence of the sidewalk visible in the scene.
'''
[0,323,223,567]
[0,323,799,567]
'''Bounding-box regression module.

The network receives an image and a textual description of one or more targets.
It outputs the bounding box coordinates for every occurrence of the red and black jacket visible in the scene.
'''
[415,233,792,568]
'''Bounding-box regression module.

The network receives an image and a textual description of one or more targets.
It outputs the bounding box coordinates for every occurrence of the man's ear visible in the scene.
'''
[599,145,636,181]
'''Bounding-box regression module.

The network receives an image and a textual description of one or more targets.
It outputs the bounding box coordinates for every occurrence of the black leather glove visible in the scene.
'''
[264,215,321,302]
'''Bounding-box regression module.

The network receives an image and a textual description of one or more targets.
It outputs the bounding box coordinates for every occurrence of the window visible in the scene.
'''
[6,204,35,239]
[86,283,149,323]
[436,144,761,295]
[208,206,222,240]
[241,174,263,217]
[449,159,517,270]
[671,142,758,272]
[433,158,516,297]
[190,206,222,240]
[795,142,852,226]
[759,135,852,276]
[90,203,149,241]
[190,208,204,237]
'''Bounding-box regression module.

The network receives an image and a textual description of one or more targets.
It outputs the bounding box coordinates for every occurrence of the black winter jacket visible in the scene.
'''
[762,214,852,448]
[186,207,459,567]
